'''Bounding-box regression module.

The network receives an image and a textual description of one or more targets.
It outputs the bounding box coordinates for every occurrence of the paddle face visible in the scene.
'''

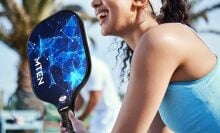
[27,10,91,111]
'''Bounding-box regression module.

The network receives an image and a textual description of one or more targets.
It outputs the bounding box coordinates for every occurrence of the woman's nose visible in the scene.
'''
[91,0,102,8]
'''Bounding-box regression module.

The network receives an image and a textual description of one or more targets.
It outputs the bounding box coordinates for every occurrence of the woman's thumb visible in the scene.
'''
[68,110,76,125]
[68,110,87,133]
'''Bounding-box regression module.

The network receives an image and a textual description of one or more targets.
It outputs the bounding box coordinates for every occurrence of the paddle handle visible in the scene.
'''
[60,110,75,133]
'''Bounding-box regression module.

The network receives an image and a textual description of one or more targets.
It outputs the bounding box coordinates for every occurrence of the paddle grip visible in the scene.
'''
[60,110,75,133]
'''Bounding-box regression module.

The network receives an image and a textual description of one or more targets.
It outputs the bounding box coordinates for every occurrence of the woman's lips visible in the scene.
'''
[96,10,109,25]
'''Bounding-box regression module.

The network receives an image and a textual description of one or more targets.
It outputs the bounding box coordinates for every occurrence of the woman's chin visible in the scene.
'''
[101,28,111,36]
[101,26,117,36]
[100,24,121,37]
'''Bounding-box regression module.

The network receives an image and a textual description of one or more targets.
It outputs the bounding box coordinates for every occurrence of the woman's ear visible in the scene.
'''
[132,0,148,8]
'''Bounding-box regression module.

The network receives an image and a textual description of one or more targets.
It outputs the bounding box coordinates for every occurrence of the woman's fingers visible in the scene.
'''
[60,110,87,133]
[60,127,68,133]
[68,110,75,120]
[68,111,88,133]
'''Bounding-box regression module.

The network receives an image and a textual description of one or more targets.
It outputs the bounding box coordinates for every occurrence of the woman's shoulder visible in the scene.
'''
[143,23,188,40]
[139,23,185,50]
[135,23,189,66]
[138,23,192,55]
[136,23,216,83]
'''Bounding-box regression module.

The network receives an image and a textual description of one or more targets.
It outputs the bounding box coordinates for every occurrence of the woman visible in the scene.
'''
[62,0,220,132]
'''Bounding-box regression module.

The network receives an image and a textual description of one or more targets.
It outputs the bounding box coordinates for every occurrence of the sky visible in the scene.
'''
[0,0,220,103]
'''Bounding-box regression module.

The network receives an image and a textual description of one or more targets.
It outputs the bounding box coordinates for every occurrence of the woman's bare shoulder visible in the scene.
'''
[142,23,188,42]
[137,24,183,54]
[137,23,191,60]
[137,23,216,83]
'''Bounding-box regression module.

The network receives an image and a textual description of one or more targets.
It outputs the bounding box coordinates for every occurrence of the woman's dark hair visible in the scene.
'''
[116,41,133,83]
[117,0,190,83]
[157,0,190,26]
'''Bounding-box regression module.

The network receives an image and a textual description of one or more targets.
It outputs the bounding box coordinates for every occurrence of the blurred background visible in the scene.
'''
[0,0,219,132]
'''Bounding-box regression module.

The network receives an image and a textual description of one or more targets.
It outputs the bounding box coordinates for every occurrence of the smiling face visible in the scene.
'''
[92,0,135,36]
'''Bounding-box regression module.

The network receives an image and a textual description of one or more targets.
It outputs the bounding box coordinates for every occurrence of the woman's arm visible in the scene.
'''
[112,32,182,133]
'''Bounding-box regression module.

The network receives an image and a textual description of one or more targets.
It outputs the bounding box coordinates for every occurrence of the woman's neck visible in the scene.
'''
[121,18,159,50]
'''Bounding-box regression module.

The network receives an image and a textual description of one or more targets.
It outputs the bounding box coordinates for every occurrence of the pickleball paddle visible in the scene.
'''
[27,10,91,133]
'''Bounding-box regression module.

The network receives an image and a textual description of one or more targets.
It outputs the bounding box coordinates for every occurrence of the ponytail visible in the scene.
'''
[157,0,190,26]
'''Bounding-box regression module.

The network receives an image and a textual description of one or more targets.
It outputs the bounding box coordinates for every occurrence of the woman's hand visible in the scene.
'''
[60,110,88,133]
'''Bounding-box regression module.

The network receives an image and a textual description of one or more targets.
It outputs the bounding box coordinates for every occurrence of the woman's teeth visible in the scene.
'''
[97,11,108,20]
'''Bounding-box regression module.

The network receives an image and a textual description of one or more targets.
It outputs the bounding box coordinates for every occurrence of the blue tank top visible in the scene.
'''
[159,57,220,133]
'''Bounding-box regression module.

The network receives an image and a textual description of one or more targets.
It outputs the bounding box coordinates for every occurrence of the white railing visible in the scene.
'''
[0,110,43,133]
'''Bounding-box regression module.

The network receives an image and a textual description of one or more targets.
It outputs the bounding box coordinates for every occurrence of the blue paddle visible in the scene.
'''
[27,10,91,133]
